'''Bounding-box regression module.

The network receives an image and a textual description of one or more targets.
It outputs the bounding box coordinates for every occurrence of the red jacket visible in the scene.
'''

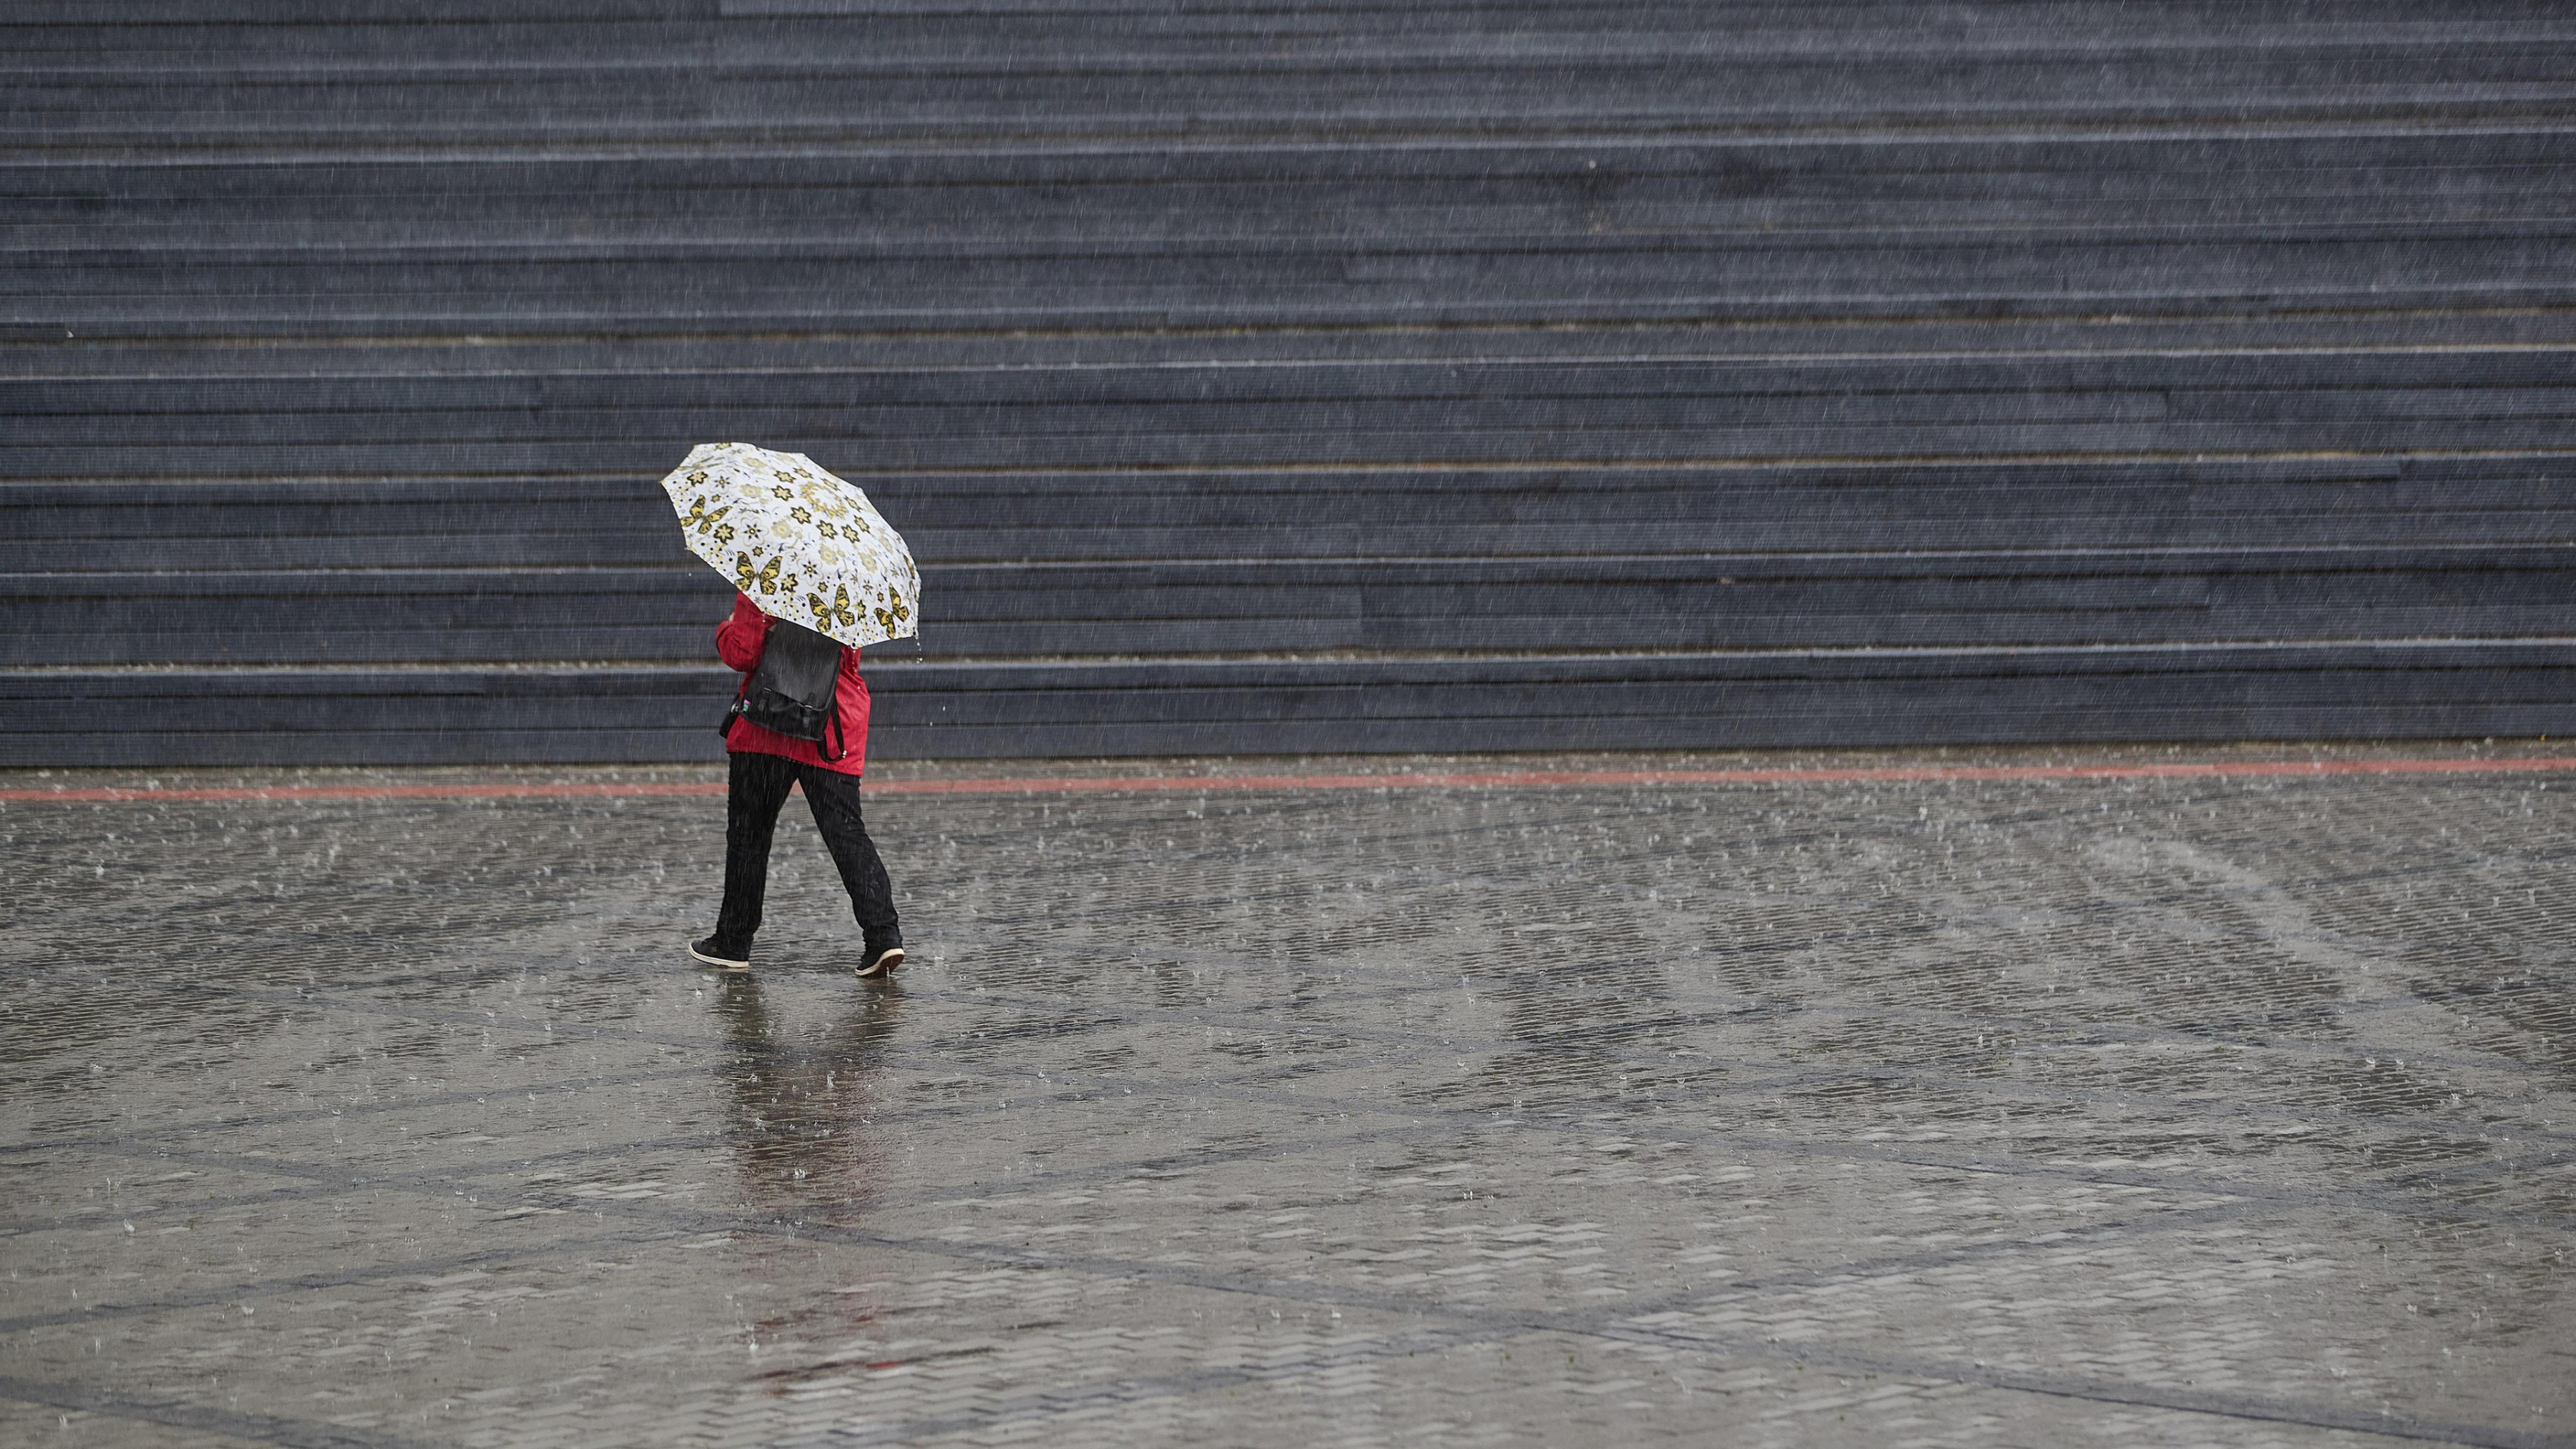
[718,591,870,776]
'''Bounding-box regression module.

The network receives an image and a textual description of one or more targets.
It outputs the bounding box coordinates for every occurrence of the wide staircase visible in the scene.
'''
[5,1,2573,764]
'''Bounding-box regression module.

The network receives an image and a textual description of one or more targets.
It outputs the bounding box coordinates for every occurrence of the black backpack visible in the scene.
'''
[724,618,850,760]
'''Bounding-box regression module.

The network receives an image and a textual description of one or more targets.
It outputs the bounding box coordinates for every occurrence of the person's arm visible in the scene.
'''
[715,591,772,673]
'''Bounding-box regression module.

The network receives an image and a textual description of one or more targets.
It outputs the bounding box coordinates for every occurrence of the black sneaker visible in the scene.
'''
[855,944,904,979]
[690,937,751,972]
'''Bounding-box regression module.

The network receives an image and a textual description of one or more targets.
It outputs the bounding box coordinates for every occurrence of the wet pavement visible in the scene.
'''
[3,745,2573,1449]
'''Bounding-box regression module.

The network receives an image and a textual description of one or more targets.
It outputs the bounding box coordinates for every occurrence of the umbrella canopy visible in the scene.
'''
[659,442,920,649]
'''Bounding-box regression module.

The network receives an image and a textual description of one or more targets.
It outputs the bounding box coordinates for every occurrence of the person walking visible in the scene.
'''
[691,588,905,979]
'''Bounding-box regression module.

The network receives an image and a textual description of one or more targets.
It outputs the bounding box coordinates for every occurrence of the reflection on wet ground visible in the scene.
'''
[2,746,2572,1448]
[714,976,904,1213]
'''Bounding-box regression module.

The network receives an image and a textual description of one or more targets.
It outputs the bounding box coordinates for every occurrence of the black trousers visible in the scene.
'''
[714,751,901,955]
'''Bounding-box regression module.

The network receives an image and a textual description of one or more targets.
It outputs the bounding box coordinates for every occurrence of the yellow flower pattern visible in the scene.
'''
[662,441,919,648]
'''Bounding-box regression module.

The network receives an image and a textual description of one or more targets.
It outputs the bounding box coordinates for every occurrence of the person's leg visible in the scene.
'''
[708,751,799,957]
[796,765,902,964]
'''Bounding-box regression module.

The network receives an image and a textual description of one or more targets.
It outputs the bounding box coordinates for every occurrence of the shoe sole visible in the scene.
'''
[689,945,751,972]
[855,948,904,979]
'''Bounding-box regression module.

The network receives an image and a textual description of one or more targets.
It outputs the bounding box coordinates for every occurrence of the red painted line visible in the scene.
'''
[4,755,2575,804]
[0,781,729,803]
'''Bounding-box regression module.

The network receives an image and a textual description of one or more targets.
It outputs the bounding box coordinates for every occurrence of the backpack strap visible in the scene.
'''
[822,646,849,761]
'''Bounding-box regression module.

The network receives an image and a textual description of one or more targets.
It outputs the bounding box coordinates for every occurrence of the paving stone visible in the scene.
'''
[3,747,2573,1447]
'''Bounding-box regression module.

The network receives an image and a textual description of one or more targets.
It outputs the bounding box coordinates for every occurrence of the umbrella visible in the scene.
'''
[659,441,920,649]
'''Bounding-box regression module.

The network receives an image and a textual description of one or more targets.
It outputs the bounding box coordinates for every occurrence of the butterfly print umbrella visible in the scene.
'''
[659,442,920,648]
